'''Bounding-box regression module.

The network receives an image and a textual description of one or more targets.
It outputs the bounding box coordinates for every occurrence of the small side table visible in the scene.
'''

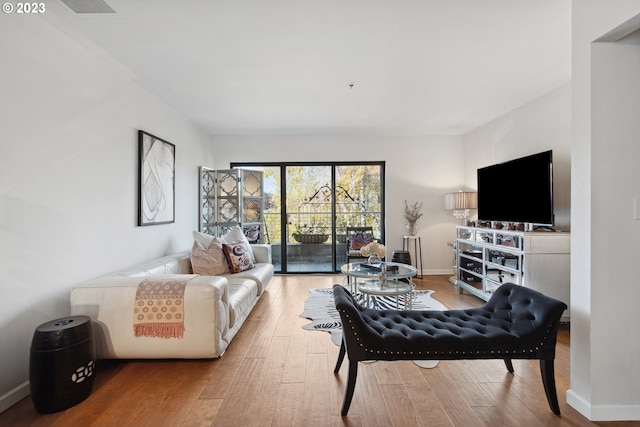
[30,316,95,413]
[402,235,423,279]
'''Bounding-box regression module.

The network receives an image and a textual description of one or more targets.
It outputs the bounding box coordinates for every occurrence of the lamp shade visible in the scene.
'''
[444,192,477,210]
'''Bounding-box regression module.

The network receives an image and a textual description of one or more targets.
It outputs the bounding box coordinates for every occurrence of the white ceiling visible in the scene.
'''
[42,0,571,136]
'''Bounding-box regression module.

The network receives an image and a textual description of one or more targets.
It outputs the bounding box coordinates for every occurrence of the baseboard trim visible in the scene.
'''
[567,389,640,421]
[422,269,455,275]
[0,381,30,414]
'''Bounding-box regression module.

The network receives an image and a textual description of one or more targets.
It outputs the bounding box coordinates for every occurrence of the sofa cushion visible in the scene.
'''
[191,239,230,275]
[227,279,259,329]
[222,263,274,295]
[222,242,255,273]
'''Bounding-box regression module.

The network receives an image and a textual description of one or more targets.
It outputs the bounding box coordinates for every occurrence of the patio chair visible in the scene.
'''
[345,226,375,265]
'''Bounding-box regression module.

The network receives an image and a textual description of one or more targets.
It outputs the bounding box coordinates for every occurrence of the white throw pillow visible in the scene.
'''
[193,230,214,248]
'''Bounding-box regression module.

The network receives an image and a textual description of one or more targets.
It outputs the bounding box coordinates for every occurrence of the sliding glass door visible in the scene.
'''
[231,162,384,273]
[285,165,333,272]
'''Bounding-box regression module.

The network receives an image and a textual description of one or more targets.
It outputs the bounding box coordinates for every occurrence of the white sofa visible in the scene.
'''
[70,244,274,359]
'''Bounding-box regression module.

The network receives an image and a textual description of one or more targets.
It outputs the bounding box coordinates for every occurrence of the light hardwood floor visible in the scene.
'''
[1,275,635,427]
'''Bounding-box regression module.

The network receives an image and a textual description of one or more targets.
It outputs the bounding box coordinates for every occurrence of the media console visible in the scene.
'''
[453,226,570,321]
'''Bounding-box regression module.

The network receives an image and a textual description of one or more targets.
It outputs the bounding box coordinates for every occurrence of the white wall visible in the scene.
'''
[461,83,572,231]
[210,135,464,273]
[569,2,640,420]
[0,16,212,410]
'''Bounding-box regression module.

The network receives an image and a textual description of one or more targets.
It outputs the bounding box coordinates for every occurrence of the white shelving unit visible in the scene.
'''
[454,226,570,321]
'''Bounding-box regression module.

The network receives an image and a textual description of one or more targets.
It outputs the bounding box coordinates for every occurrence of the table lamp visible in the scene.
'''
[444,191,477,224]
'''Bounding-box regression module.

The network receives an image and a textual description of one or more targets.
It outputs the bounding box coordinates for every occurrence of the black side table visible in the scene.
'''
[30,315,95,413]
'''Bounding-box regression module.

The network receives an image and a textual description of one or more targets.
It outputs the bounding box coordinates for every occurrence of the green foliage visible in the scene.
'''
[292,223,328,236]
[261,165,383,243]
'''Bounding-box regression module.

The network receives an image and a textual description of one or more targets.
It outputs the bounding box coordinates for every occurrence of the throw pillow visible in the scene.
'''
[222,242,255,273]
[349,234,374,251]
[193,230,214,248]
[221,225,256,262]
[191,238,230,275]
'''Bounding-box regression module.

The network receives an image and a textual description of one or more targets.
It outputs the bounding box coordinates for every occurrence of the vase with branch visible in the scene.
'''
[404,200,423,236]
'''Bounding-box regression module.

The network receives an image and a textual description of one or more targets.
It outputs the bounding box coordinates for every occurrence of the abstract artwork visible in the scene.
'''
[138,130,175,226]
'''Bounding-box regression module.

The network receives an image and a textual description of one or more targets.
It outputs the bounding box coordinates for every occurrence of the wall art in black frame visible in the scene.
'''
[138,130,175,226]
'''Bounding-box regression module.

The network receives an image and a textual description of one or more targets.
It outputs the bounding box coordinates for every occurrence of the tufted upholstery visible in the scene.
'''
[333,283,567,416]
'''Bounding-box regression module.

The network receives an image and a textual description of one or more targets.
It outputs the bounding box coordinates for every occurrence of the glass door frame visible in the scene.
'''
[231,161,385,273]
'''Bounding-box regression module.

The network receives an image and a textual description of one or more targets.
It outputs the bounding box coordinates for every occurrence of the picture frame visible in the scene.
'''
[138,130,175,226]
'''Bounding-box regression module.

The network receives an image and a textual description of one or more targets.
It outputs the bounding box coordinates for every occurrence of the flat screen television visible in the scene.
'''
[477,150,554,226]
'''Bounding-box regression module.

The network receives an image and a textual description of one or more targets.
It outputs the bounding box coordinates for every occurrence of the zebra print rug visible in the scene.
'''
[300,287,448,346]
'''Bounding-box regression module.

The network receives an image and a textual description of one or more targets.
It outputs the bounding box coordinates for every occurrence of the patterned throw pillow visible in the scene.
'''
[191,238,230,275]
[221,225,256,262]
[222,242,255,273]
[349,234,374,251]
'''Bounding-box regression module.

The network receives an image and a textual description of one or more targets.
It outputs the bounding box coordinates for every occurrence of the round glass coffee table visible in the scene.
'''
[341,262,417,309]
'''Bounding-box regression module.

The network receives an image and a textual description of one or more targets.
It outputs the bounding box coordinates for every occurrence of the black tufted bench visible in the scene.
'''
[332,282,567,416]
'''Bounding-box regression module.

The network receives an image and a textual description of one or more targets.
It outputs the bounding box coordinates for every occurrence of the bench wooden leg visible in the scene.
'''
[334,341,346,373]
[504,358,514,373]
[341,359,359,416]
[540,359,561,415]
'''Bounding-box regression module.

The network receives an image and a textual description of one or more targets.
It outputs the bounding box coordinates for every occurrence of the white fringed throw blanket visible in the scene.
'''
[133,275,191,339]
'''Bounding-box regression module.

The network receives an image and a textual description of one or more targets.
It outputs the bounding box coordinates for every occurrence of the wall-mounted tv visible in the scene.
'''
[477,150,554,226]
